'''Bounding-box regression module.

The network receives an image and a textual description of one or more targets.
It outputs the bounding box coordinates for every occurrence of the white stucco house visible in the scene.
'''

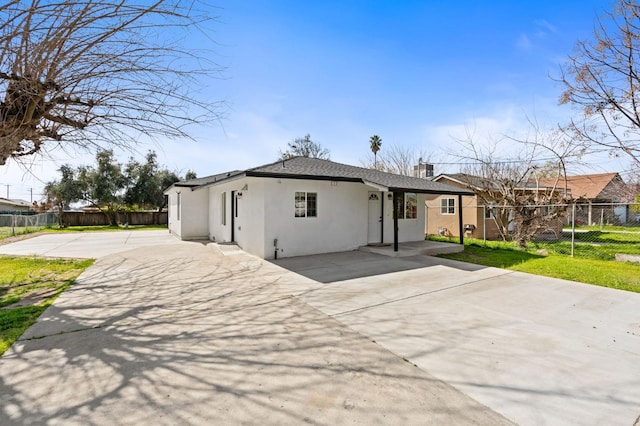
[165,157,473,259]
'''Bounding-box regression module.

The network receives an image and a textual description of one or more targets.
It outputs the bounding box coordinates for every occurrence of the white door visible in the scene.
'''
[368,191,382,244]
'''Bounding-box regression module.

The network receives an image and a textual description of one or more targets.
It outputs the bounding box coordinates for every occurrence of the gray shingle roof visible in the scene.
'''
[173,170,243,188]
[173,157,474,195]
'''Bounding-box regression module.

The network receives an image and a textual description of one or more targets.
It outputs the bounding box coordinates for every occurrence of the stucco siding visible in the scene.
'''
[425,194,477,238]
[167,187,208,239]
[262,179,368,259]
[167,190,180,237]
[396,193,427,242]
[381,193,395,243]
[208,178,266,257]
[237,178,266,258]
[209,183,232,244]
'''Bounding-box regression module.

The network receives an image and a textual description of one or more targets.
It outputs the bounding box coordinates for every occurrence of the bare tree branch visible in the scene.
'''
[449,123,577,247]
[559,0,640,166]
[0,0,225,166]
[279,134,330,160]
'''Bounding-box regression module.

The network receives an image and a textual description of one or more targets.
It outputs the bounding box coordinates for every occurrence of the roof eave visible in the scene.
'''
[388,186,474,195]
[245,171,362,183]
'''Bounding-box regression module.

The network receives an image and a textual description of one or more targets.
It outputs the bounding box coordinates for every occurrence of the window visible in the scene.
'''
[404,192,417,219]
[221,192,226,225]
[440,198,455,215]
[295,192,317,218]
[394,193,418,219]
[485,205,496,219]
[177,193,181,220]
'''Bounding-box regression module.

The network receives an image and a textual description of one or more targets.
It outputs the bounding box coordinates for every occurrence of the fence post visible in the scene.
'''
[11,213,15,236]
[571,203,576,257]
[483,205,487,246]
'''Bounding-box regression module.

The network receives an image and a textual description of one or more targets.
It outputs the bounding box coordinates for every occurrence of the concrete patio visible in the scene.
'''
[359,239,464,257]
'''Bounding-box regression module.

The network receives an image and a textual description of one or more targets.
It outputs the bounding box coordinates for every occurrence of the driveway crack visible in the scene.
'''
[18,325,103,341]
[331,270,515,317]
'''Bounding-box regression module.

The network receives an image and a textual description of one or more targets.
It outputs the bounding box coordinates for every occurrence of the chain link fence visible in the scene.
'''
[0,212,59,238]
[477,202,640,260]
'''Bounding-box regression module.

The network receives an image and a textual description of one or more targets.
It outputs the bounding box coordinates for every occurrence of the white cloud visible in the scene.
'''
[516,19,559,51]
[516,34,533,50]
[534,19,558,37]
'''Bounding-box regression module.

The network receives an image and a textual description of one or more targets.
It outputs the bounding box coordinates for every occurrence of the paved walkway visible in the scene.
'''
[0,241,510,425]
[273,251,640,426]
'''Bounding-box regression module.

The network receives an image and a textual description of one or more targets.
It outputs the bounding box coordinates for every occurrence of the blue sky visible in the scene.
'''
[2,0,629,202]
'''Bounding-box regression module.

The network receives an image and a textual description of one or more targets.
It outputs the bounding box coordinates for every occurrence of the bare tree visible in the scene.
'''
[0,1,223,166]
[279,134,330,160]
[559,0,640,166]
[451,124,577,247]
[380,145,417,176]
[362,144,429,176]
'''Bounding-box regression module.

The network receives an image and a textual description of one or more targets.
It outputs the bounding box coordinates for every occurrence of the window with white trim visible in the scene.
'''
[440,198,455,215]
[295,192,317,218]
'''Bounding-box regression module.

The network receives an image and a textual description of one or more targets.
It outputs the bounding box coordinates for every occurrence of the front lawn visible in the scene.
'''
[0,256,93,355]
[0,226,44,240]
[440,243,640,293]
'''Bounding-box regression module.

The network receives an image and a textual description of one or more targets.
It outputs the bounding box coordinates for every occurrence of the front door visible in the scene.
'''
[367,191,382,244]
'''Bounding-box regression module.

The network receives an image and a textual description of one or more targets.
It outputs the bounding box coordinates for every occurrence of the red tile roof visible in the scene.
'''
[540,173,620,200]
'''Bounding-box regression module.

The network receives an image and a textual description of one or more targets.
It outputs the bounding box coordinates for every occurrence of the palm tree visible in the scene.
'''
[369,134,382,168]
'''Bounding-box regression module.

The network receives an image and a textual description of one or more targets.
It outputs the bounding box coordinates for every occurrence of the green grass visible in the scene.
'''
[437,238,640,293]
[43,224,168,233]
[0,256,93,355]
[431,228,640,261]
[0,226,44,239]
[568,224,640,232]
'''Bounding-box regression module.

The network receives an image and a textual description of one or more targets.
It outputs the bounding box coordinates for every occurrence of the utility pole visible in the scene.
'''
[5,184,10,199]
[29,188,33,203]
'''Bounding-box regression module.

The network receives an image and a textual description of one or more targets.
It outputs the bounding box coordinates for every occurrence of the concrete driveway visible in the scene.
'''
[0,240,510,425]
[2,232,638,425]
[273,252,640,426]
[0,230,189,258]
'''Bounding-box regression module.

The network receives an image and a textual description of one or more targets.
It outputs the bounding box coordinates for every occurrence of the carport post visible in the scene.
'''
[393,191,399,252]
[458,194,464,245]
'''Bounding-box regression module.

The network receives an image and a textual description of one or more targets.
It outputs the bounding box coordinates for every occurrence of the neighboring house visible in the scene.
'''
[427,173,564,240]
[164,157,473,259]
[539,172,628,225]
[0,198,32,213]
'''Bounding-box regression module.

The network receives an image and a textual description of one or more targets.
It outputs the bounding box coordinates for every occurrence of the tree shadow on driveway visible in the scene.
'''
[0,244,511,425]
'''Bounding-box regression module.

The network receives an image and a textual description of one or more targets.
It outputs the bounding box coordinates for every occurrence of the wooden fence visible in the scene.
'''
[61,211,168,226]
